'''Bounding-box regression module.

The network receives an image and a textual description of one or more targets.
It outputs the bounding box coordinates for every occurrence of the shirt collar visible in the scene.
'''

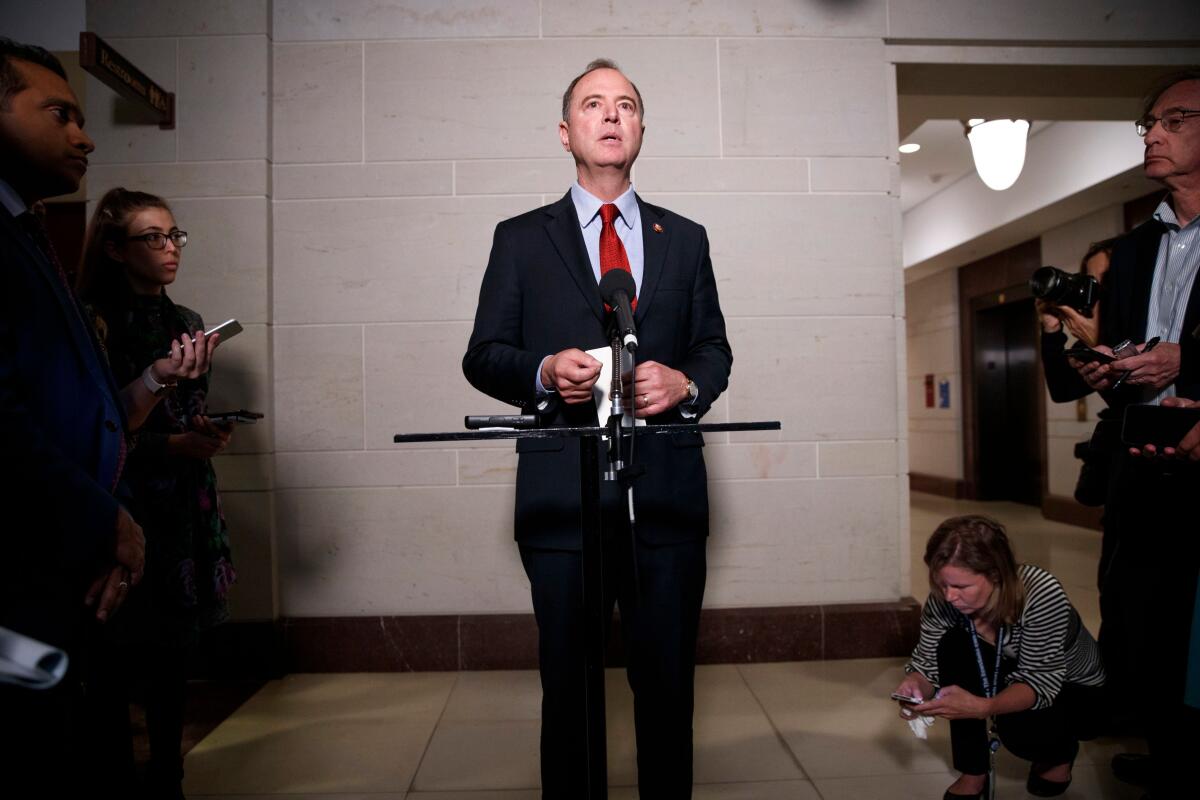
[570,181,639,231]
[0,177,27,218]
[1153,197,1199,231]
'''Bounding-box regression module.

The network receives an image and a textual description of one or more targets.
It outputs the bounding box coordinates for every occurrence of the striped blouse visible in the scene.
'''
[906,564,1105,711]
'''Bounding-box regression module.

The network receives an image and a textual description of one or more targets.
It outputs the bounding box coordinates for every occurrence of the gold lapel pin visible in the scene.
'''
[653,223,664,233]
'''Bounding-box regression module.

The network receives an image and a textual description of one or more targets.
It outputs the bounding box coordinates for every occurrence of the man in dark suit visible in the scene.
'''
[1069,69,1200,798]
[0,38,146,789]
[463,59,732,798]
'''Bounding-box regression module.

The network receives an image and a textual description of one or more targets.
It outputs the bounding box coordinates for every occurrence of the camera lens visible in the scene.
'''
[1029,267,1065,302]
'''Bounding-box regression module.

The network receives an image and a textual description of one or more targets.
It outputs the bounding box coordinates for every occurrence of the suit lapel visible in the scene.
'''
[544,192,605,324]
[635,196,668,325]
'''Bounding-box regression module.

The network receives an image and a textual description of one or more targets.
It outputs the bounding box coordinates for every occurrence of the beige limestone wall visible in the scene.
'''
[83,1,275,621]
[902,204,1124,494]
[268,0,906,615]
[905,269,962,481]
[77,0,1195,621]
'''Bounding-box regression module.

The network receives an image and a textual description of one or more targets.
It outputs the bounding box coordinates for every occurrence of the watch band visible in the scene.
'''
[141,365,172,396]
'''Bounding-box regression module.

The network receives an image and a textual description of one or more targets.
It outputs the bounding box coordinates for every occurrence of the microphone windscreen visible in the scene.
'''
[599,269,636,304]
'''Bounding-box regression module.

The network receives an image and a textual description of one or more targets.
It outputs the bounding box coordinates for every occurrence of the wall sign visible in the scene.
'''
[79,32,175,129]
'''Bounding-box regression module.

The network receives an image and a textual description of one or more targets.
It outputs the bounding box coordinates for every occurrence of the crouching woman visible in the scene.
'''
[893,515,1105,799]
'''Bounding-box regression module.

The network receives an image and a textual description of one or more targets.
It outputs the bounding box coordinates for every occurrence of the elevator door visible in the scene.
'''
[974,298,1041,505]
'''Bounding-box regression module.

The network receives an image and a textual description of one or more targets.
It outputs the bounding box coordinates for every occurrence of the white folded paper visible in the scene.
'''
[587,345,646,429]
[0,625,69,690]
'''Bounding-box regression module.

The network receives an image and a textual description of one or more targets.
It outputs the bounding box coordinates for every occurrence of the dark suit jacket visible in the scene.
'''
[0,207,126,648]
[463,192,733,550]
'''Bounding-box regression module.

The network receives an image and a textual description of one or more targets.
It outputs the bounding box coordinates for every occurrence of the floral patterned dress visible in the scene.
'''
[91,291,236,647]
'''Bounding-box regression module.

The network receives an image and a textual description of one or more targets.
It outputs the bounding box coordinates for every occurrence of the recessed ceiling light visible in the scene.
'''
[898,143,921,154]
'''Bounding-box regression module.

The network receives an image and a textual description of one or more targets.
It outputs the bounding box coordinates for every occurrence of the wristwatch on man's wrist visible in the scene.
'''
[684,376,699,405]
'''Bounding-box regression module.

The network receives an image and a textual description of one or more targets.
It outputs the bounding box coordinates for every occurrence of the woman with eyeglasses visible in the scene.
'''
[76,187,236,798]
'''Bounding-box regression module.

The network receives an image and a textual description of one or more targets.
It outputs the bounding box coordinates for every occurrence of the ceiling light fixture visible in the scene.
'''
[965,119,1030,191]
[898,143,921,154]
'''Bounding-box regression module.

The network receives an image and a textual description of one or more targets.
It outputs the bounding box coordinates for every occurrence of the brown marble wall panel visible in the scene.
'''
[821,600,921,662]
[212,600,922,675]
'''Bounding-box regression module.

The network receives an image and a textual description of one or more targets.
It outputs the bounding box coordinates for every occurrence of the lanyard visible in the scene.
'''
[966,618,1005,699]
[965,617,1005,800]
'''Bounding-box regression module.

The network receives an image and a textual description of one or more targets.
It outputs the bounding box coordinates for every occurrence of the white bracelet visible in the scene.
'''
[141,365,173,396]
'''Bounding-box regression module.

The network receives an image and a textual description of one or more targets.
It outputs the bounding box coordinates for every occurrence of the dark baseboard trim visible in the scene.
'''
[1042,493,1103,531]
[190,620,284,680]
[909,472,966,499]
[195,600,922,676]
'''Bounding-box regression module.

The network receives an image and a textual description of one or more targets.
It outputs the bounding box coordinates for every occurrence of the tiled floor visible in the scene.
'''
[185,493,1144,799]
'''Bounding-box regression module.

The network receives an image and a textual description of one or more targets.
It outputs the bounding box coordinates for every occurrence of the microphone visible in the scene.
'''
[599,269,638,352]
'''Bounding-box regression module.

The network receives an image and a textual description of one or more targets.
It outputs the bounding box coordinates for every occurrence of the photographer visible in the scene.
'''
[1065,69,1200,797]
[1035,239,1117,507]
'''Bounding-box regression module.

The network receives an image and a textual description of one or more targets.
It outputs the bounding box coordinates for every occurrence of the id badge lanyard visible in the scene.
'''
[967,619,1005,800]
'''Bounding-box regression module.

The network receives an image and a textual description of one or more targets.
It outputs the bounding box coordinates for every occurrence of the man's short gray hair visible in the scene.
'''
[1141,67,1200,118]
[561,58,645,123]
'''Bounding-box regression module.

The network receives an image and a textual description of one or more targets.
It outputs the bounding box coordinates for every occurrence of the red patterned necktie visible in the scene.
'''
[20,211,127,490]
[599,203,636,310]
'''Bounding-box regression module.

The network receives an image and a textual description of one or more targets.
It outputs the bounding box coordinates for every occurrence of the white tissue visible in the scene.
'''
[906,714,935,740]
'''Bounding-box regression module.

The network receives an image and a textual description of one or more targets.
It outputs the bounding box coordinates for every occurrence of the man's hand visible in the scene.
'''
[630,361,689,417]
[1130,397,1200,460]
[913,684,990,721]
[114,506,145,583]
[1118,342,1181,391]
[541,348,602,404]
[86,507,145,621]
[84,565,132,622]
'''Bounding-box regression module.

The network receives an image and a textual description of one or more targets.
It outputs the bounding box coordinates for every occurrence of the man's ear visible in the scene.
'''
[558,119,571,152]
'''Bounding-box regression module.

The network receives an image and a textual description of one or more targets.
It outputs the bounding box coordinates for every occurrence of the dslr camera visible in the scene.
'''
[1029,266,1099,314]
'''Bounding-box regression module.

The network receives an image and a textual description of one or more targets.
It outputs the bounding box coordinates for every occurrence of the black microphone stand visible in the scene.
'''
[605,329,644,603]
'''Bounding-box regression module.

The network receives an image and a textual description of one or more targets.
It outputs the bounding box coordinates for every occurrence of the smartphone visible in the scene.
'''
[191,319,242,345]
[1121,403,1200,448]
[1063,345,1115,365]
[890,692,924,705]
[207,410,264,425]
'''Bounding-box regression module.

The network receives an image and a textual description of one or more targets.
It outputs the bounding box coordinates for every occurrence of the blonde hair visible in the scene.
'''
[924,515,1026,627]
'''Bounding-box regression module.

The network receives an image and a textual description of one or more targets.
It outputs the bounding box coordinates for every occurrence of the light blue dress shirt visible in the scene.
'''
[0,177,28,217]
[1145,199,1200,403]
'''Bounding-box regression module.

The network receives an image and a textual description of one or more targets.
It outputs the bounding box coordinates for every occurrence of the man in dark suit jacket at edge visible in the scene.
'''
[0,39,146,789]
[463,59,733,798]
[1068,69,1200,798]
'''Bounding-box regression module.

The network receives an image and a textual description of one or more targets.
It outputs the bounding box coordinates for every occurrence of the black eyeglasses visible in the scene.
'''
[126,230,188,250]
[1135,108,1200,136]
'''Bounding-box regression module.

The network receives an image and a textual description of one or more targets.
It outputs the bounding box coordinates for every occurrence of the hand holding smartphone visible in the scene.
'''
[206,410,264,426]
[1121,403,1200,449]
[890,692,924,705]
[1063,344,1115,365]
[191,319,243,345]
